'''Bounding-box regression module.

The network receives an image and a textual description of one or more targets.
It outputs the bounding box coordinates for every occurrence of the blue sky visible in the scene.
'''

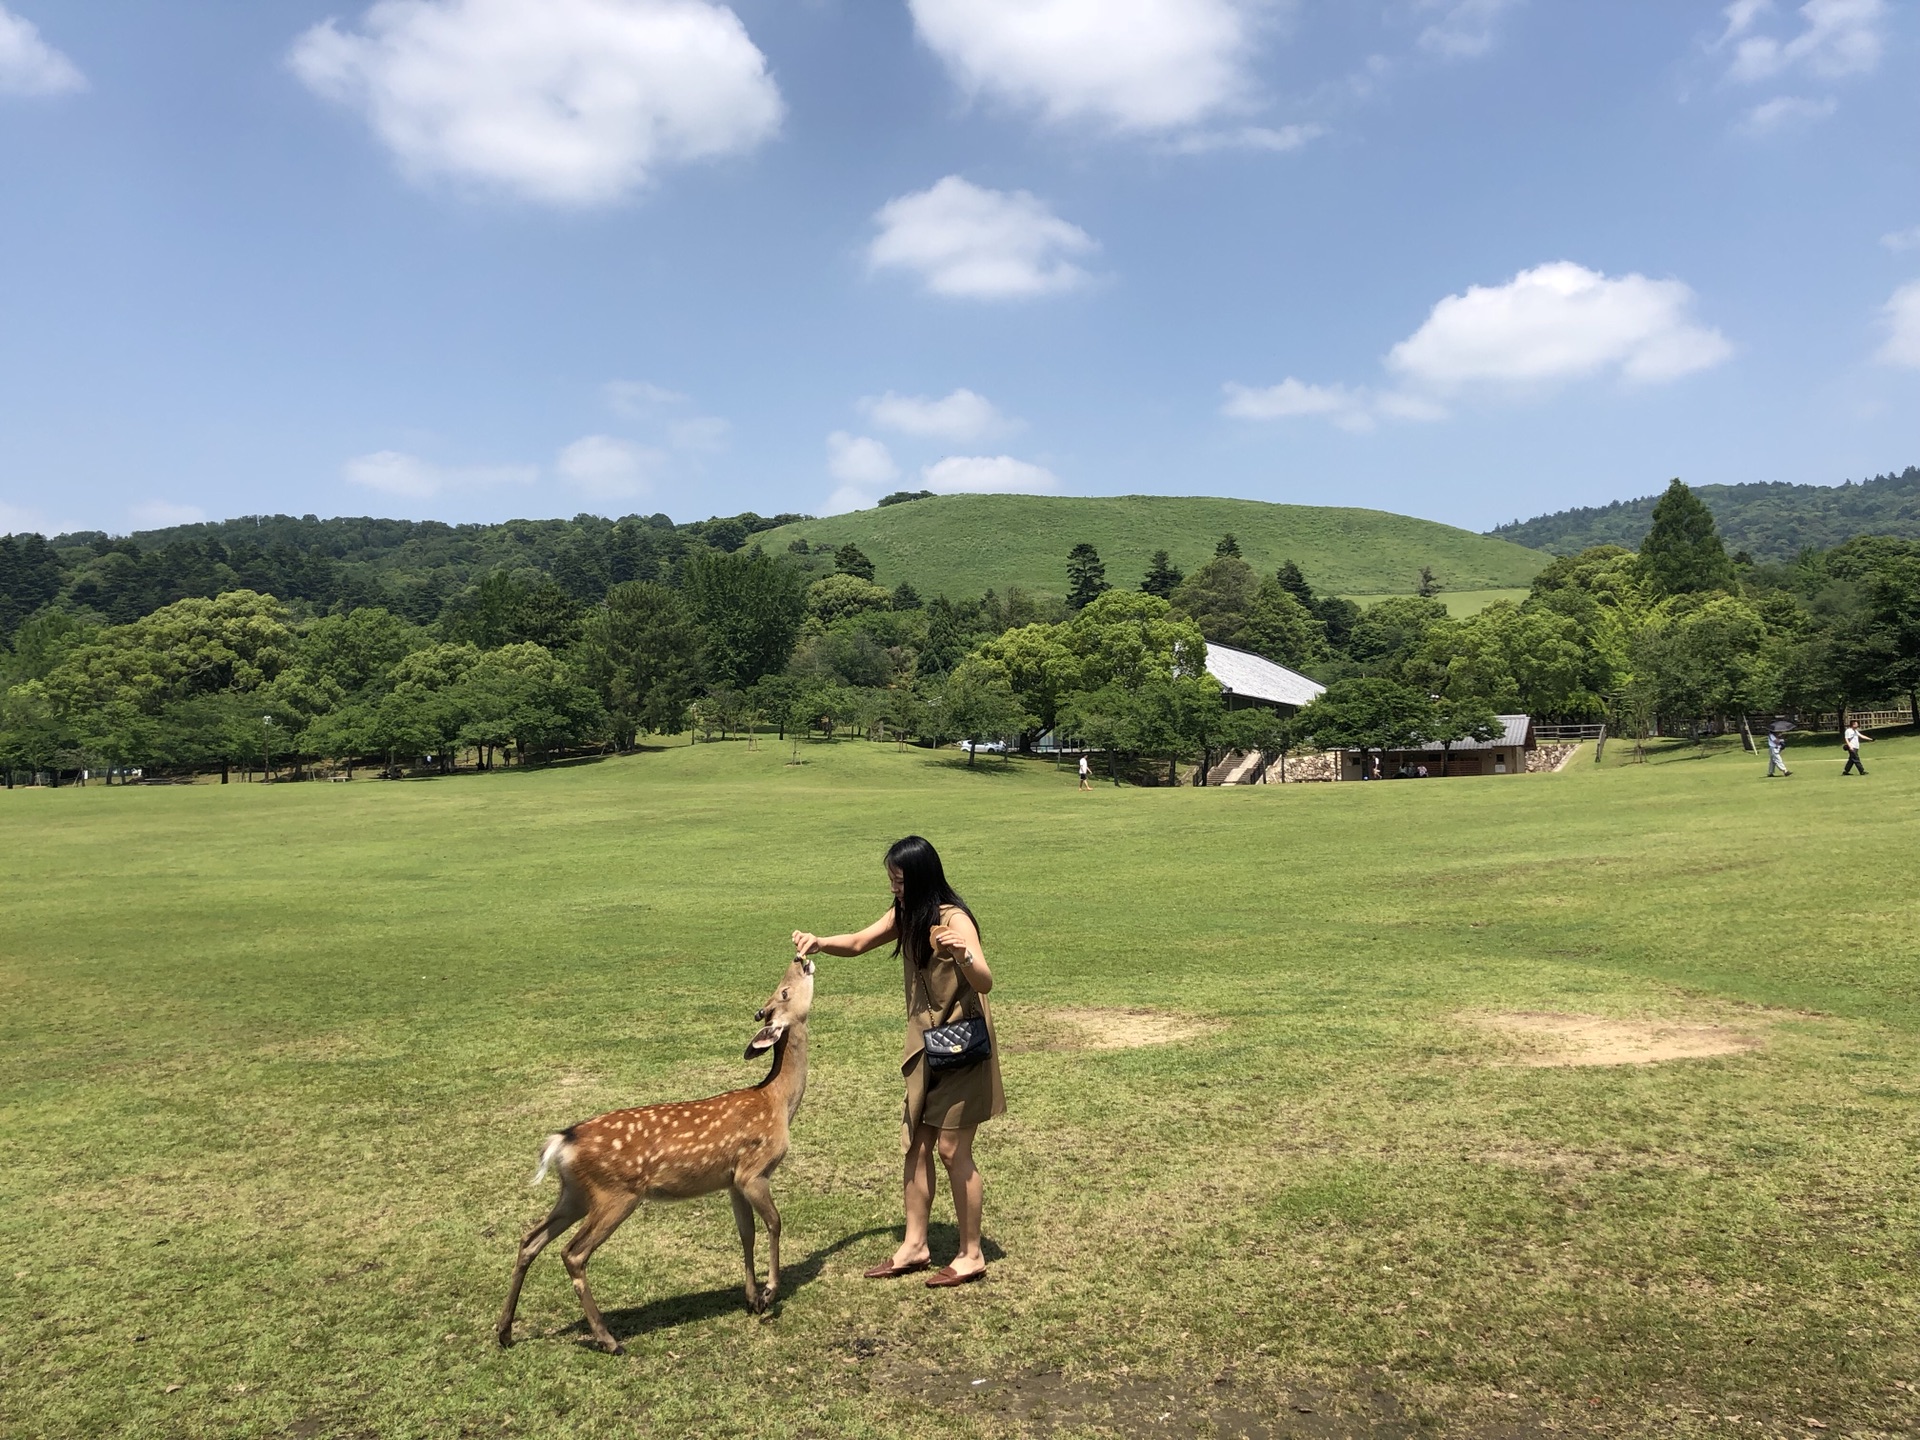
[0,0,1916,538]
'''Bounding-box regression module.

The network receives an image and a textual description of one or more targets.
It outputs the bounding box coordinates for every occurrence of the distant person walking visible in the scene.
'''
[1766,731,1791,777]
[1077,754,1092,791]
[1842,722,1872,776]
[792,836,1003,1288]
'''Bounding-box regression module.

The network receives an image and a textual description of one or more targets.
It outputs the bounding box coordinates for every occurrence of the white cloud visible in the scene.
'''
[1385,261,1733,390]
[667,415,729,452]
[861,388,1013,441]
[1877,281,1920,368]
[555,434,666,499]
[1221,378,1375,431]
[288,0,783,206]
[826,432,900,487]
[129,501,208,529]
[921,454,1061,494]
[1738,94,1837,132]
[0,497,73,535]
[604,378,689,415]
[1220,378,1447,432]
[344,449,538,499]
[1417,0,1521,60]
[1162,122,1322,156]
[908,0,1259,134]
[1879,226,1920,253]
[1719,0,1885,83]
[0,5,85,96]
[869,176,1097,300]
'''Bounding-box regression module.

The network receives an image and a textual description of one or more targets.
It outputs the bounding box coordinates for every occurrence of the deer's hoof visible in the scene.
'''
[495,1329,514,1349]
[599,1339,626,1356]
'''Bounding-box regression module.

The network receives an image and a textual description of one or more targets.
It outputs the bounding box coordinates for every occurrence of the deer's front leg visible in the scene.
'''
[738,1176,781,1314]
[728,1186,761,1313]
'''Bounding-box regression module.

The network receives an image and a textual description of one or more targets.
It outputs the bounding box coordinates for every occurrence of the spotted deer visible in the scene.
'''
[495,955,815,1354]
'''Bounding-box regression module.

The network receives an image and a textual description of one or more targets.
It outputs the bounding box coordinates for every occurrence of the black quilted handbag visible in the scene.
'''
[922,1015,991,1074]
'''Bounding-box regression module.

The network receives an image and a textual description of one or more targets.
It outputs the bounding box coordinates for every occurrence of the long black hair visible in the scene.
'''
[886,835,976,968]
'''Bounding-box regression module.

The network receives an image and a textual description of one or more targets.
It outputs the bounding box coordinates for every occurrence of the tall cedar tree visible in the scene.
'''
[1274,560,1314,607]
[1066,543,1111,609]
[1215,533,1242,559]
[1640,479,1734,595]
[834,543,877,582]
[1139,550,1184,599]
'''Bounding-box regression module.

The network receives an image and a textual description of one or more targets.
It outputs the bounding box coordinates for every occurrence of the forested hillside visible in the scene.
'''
[1491,466,1920,560]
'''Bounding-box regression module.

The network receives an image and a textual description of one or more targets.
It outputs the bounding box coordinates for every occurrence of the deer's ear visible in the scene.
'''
[800,958,815,976]
[744,1023,783,1058]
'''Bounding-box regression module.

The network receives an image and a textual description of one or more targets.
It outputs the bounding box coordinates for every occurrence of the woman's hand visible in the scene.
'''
[792,931,822,957]
[930,925,967,960]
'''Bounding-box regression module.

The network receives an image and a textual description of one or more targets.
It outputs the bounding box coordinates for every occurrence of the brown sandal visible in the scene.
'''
[863,1258,932,1279]
[925,1265,987,1288]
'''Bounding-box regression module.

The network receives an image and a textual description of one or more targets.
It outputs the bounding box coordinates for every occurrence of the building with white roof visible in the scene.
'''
[1203,643,1326,715]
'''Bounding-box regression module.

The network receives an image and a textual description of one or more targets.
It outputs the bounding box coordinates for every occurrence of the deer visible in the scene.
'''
[495,954,815,1355]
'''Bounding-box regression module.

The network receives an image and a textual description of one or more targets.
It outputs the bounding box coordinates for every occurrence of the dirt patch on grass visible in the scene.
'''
[875,1364,1543,1438]
[1042,1008,1222,1051]
[1461,1011,1762,1067]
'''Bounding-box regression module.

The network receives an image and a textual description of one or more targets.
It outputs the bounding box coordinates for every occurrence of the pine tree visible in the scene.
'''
[1274,559,1314,607]
[1066,542,1111,610]
[833,543,876,582]
[1139,550,1184,600]
[1640,479,1733,595]
[1215,533,1242,559]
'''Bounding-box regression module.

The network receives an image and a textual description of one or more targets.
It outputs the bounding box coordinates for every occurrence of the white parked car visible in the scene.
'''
[957,739,1008,755]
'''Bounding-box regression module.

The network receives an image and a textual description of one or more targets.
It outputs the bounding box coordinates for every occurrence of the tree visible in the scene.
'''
[891,582,922,611]
[1640,479,1734,596]
[834,543,877,582]
[1066,543,1111,610]
[577,582,702,749]
[939,661,1032,766]
[1635,595,1778,732]
[1139,550,1184,600]
[440,569,581,650]
[1171,555,1259,646]
[455,643,604,763]
[806,573,893,626]
[1426,695,1500,776]
[918,596,970,679]
[682,548,807,689]
[1416,566,1442,598]
[1215,533,1242,559]
[1347,596,1449,673]
[1274,560,1314,607]
[1238,580,1327,671]
[295,607,422,697]
[1294,677,1435,778]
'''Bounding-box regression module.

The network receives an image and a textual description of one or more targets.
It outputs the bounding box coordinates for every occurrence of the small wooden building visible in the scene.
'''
[1339,714,1536,780]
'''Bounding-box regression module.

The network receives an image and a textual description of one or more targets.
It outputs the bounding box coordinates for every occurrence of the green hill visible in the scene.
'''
[757,494,1550,600]
[1490,465,1920,561]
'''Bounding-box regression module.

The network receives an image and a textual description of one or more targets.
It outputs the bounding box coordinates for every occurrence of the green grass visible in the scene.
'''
[755,494,1551,600]
[1346,588,1532,617]
[3,733,1919,1438]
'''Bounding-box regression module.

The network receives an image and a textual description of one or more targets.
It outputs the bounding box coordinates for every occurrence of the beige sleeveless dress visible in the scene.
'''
[899,905,1006,1148]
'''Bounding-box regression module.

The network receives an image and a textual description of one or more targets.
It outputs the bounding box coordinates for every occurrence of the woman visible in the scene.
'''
[792,836,1003,1287]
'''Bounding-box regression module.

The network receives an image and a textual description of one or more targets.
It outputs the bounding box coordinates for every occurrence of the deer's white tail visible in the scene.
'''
[530,1132,569,1187]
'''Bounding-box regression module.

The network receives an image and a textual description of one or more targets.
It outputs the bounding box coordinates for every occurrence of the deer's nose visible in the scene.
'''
[755,1005,771,1022]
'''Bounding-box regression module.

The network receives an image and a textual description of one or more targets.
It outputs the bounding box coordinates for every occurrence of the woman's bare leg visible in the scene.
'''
[895,1125,937,1268]
[935,1125,985,1274]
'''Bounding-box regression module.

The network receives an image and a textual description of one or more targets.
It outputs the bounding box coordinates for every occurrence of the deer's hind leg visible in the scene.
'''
[497,1178,588,1348]
[561,1191,641,1354]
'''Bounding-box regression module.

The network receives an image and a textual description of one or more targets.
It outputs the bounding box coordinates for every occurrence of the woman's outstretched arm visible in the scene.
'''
[793,910,896,959]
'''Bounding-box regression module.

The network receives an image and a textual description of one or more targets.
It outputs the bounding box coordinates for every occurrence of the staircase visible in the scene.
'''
[1208,749,1267,786]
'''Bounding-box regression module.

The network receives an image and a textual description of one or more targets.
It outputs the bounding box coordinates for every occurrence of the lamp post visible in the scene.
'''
[262,715,277,782]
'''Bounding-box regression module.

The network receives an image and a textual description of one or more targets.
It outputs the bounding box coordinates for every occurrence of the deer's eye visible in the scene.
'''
[780,990,789,1000]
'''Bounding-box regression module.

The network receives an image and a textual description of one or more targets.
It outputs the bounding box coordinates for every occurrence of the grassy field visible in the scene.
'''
[1346,589,1532,617]
[3,732,1918,1439]
[756,495,1550,600]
